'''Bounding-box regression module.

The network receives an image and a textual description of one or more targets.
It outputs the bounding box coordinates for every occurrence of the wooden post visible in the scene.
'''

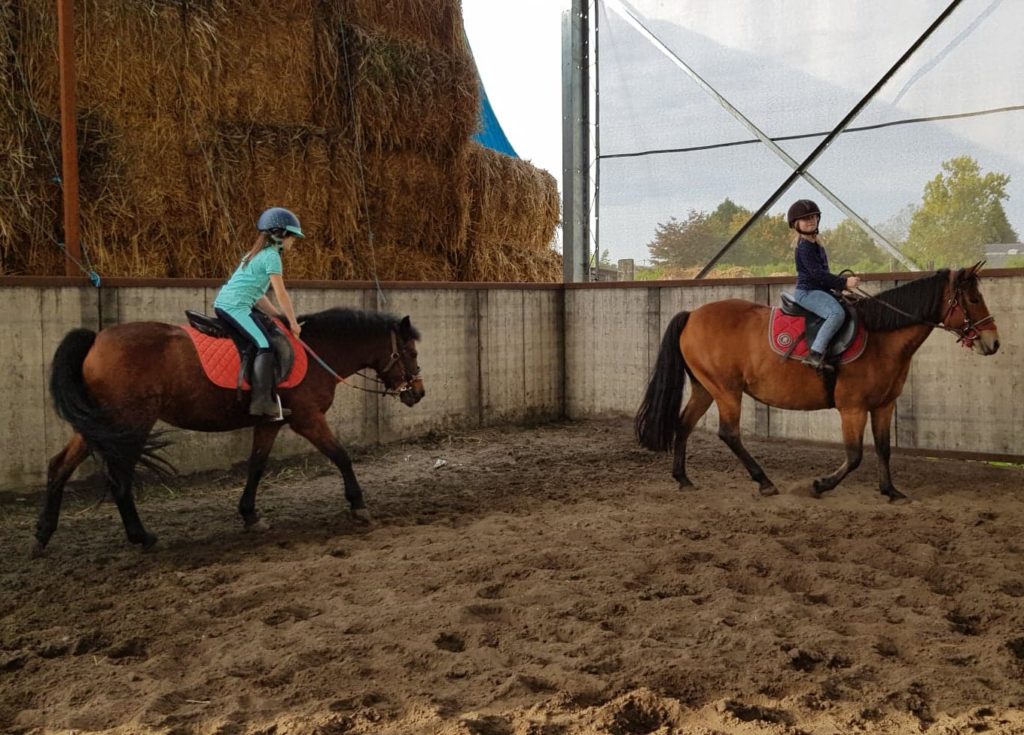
[56,0,82,277]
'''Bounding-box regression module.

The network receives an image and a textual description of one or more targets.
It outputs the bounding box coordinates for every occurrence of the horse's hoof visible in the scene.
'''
[141,533,159,551]
[886,491,911,505]
[243,512,269,531]
[246,517,272,532]
[29,540,47,560]
[758,484,779,497]
[351,507,373,525]
[676,479,695,490]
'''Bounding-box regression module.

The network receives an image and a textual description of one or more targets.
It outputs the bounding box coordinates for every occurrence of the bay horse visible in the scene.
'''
[636,264,999,501]
[36,308,424,555]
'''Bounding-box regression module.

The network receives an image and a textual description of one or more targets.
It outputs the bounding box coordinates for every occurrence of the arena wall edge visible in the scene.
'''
[0,271,1020,492]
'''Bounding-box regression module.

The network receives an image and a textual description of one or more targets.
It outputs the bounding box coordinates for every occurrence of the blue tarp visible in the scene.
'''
[473,82,518,158]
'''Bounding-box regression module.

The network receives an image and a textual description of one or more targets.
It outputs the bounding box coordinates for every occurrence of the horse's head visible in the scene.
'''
[374,316,424,407]
[943,261,1000,355]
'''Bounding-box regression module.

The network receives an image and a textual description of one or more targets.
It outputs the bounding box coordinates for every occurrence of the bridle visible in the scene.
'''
[850,270,995,349]
[937,277,996,349]
[298,328,420,399]
[368,329,422,398]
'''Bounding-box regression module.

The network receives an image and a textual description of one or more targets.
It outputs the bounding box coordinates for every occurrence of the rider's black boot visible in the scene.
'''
[801,350,835,372]
[250,349,290,419]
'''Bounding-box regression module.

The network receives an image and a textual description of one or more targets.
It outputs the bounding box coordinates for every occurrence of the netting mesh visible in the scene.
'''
[596,0,1024,277]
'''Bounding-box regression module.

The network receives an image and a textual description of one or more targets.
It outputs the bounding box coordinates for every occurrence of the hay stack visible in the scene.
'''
[0,0,560,282]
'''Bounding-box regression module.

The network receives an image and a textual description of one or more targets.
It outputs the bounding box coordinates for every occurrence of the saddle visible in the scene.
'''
[184,310,302,391]
[771,294,867,364]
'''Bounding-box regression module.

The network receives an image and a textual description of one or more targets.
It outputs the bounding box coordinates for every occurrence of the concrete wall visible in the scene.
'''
[566,272,1024,461]
[0,271,1020,492]
[0,281,563,491]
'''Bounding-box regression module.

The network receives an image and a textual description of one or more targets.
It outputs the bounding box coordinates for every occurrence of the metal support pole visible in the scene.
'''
[56,0,82,278]
[562,2,589,283]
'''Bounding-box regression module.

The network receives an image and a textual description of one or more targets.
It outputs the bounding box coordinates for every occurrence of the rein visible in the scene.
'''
[297,330,419,398]
[851,274,995,348]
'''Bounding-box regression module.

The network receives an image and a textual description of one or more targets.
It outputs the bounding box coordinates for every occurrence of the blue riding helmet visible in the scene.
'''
[257,207,305,238]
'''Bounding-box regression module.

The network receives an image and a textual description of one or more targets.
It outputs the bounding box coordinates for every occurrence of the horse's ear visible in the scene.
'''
[399,315,412,336]
[971,259,986,274]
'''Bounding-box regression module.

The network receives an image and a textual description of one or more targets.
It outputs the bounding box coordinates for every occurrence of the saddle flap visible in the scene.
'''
[185,309,230,339]
[779,292,811,317]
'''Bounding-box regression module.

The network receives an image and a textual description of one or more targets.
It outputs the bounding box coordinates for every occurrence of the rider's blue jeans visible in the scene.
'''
[793,289,845,354]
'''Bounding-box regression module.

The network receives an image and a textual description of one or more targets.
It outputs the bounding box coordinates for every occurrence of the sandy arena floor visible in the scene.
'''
[2,417,1023,734]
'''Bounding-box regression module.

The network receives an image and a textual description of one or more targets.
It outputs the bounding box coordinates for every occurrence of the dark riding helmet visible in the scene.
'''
[257,207,305,239]
[787,199,821,229]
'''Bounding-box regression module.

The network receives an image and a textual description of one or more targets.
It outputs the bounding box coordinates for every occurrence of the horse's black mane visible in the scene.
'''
[852,269,949,331]
[298,308,420,339]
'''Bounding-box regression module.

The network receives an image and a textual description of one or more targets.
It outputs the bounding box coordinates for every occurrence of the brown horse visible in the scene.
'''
[636,264,999,501]
[36,308,424,555]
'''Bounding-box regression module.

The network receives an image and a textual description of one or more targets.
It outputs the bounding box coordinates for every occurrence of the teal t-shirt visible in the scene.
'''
[213,246,283,310]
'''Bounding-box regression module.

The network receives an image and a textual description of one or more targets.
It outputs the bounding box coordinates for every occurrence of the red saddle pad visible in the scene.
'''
[182,320,309,390]
[768,308,868,365]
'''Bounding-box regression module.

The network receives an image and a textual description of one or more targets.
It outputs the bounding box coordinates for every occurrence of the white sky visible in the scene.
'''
[462,0,571,191]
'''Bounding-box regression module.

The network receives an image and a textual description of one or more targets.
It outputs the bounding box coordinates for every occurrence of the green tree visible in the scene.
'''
[822,218,889,273]
[905,156,1018,267]
[646,210,717,268]
[728,211,791,266]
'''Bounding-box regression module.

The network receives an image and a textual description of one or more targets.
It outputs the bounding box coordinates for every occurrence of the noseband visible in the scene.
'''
[376,329,421,398]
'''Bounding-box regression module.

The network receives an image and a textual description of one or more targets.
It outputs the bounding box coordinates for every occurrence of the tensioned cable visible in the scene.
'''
[696,0,965,278]
[338,19,386,305]
[599,104,1024,160]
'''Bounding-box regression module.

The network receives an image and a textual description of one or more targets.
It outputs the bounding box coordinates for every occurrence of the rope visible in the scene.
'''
[338,17,386,305]
[3,11,100,286]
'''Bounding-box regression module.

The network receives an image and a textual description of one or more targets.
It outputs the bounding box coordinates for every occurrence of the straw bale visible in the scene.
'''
[1,0,560,283]
[210,123,358,281]
[361,147,470,262]
[212,0,331,127]
[461,144,561,282]
[460,239,562,283]
[344,0,466,53]
[12,0,214,122]
[344,24,478,155]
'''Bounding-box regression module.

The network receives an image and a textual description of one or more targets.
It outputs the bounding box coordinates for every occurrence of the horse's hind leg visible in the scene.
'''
[714,391,777,496]
[289,413,371,523]
[673,381,713,488]
[812,408,867,498]
[238,421,284,529]
[33,433,90,557]
[108,453,158,550]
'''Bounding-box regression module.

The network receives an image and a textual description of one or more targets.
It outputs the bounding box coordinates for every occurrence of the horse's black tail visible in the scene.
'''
[50,328,174,479]
[635,311,691,452]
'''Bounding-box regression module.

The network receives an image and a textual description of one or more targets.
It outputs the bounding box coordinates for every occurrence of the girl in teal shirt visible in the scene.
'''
[214,207,304,419]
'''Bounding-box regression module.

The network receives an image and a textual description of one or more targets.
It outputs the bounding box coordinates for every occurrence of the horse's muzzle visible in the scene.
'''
[975,329,1000,356]
[400,378,425,407]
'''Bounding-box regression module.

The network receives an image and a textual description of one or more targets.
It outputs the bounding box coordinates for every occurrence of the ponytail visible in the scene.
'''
[240,232,269,266]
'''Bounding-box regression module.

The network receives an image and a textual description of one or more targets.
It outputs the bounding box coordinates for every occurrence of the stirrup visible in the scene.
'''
[268,395,291,422]
[801,352,834,372]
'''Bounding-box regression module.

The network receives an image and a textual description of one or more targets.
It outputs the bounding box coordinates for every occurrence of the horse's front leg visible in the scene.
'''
[33,433,90,557]
[714,392,777,496]
[812,408,867,497]
[870,402,909,503]
[238,421,285,529]
[289,414,371,523]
